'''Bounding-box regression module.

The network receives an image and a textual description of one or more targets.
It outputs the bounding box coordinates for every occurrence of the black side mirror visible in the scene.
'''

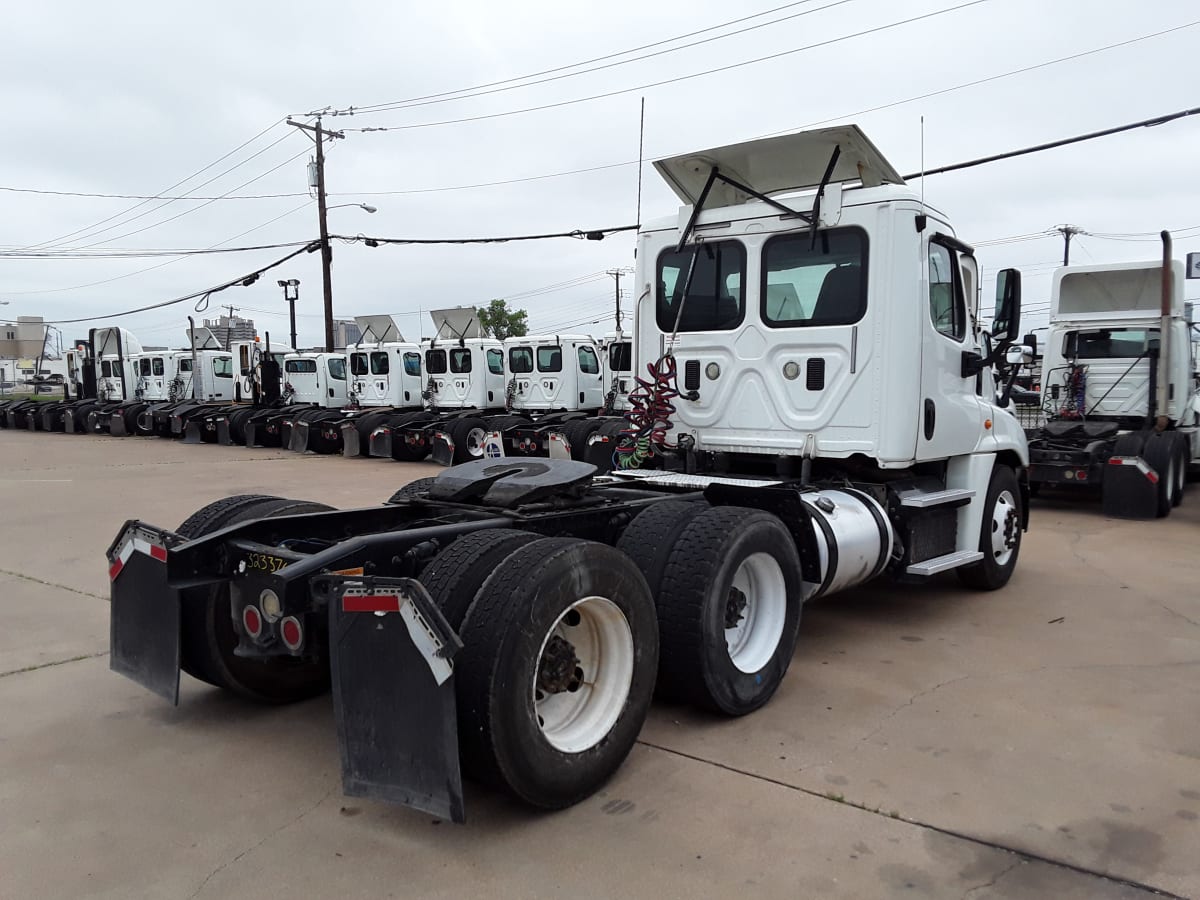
[1022,332,1038,358]
[993,269,1022,343]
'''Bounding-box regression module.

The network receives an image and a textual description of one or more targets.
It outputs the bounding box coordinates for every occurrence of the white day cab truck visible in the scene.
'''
[1026,237,1200,517]
[107,125,1030,823]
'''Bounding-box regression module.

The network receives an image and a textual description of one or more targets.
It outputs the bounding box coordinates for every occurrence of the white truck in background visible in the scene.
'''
[1026,239,1199,517]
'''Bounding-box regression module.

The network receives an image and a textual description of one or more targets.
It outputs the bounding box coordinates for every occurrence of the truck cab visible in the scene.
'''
[347,315,425,409]
[423,308,505,411]
[601,331,634,413]
[1029,255,1198,515]
[283,353,349,407]
[503,334,605,412]
[633,126,1025,475]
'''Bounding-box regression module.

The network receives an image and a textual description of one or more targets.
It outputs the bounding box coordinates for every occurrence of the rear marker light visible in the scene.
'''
[242,605,263,639]
[280,616,303,650]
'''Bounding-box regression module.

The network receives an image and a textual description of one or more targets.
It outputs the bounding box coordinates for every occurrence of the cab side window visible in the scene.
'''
[929,242,965,341]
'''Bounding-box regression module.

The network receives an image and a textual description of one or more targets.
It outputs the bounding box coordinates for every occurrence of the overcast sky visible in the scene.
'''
[2,0,1198,350]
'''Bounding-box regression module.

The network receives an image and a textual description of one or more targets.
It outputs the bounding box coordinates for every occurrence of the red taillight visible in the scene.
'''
[242,605,263,639]
[1076,469,1088,481]
[280,616,303,651]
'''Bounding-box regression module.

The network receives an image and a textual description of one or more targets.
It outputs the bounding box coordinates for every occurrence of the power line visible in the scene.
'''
[60,145,312,252]
[39,243,320,325]
[328,0,857,117]
[18,120,291,252]
[340,224,638,246]
[0,239,315,260]
[0,185,308,202]
[7,201,314,295]
[345,1,989,132]
[315,21,1200,198]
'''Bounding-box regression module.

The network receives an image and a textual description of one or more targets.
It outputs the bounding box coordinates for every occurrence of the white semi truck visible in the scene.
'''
[1026,238,1199,517]
[109,125,1029,825]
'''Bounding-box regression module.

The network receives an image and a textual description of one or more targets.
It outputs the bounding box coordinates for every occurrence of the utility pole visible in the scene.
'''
[606,268,632,331]
[287,117,344,351]
[223,304,238,320]
[1055,225,1083,266]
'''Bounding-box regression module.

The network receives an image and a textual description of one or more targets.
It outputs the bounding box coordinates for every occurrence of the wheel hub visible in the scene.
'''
[724,586,748,629]
[536,635,582,695]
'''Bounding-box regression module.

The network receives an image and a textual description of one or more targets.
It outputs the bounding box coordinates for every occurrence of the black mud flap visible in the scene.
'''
[110,413,129,437]
[108,523,181,704]
[216,418,234,446]
[368,427,392,459]
[430,431,454,467]
[1102,457,1159,519]
[314,575,465,823]
[341,421,362,458]
[288,419,311,453]
[181,421,204,444]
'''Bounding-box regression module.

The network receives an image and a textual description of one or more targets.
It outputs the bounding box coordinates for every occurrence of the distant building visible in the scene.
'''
[333,319,362,350]
[203,314,256,349]
[0,315,48,361]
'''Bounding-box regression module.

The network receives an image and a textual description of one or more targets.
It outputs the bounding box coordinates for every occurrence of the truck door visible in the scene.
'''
[916,237,983,461]
[210,355,234,401]
[576,344,604,408]
[399,350,423,405]
[326,355,348,406]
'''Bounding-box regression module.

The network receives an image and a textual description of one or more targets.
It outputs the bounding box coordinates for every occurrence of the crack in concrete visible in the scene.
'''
[856,674,974,747]
[0,650,109,679]
[0,567,106,601]
[186,783,336,900]
[1157,602,1200,629]
[634,741,1188,899]
[962,858,1023,899]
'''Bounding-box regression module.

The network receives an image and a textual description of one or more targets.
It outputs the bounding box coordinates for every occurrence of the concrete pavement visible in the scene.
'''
[0,430,1196,898]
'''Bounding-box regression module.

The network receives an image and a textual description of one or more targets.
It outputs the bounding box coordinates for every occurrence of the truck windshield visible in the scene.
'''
[450,349,472,373]
[285,359,318,373]
[425,349,448,374]
[657,240,745,332]
[509,347,533,374]
[1066,328,1159,359]
[762,228,867,327]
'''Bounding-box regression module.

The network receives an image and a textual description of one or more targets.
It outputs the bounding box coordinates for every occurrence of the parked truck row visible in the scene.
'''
[99,126,1035,822]
[0,312,637,471]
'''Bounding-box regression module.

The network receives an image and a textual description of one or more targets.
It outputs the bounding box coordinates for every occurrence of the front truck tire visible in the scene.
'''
[175,494,334,702]
[956,464,1022,591]
[454,538,658,809]
[654,507,804,717]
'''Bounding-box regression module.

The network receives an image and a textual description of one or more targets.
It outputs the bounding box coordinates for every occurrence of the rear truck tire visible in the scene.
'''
[562,418,603,462]
[226,406,258,445]
[1169,432,1187,508]
[455,538,658,809]
[385,476,439,504]
[654,507,803,716]
[420,529,542,627]
[956,464,1022,591]
[175,495,334,702]
[388,411,436,462]
[1141,432,1176,518]
[447,416,488,464]
[352,410,392,442]
[615,499,710,601]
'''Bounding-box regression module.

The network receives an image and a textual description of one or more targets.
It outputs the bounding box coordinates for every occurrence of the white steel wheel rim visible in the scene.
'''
[533,595,634,754]
[466,427,487,457]
[725,552,788,674]
[990,489,1018,566]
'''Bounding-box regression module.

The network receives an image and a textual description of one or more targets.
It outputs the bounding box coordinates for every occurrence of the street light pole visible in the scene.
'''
[278,279,300,349]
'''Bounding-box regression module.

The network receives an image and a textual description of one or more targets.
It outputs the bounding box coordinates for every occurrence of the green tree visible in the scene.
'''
[476,298,529,340]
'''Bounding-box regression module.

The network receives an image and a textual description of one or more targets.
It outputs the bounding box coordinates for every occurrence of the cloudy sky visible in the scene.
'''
[3,0,1198,350]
